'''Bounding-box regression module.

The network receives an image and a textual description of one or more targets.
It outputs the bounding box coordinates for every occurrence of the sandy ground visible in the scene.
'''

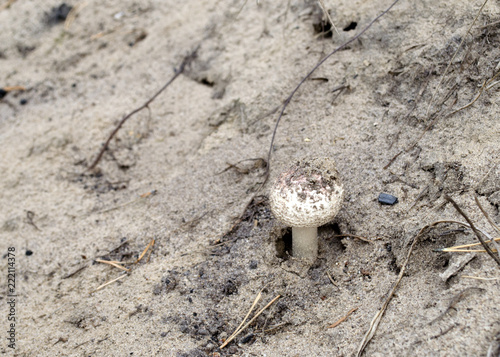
[1,0,500,356]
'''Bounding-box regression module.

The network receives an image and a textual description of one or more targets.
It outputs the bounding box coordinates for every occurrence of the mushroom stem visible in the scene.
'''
[292,227,318,261]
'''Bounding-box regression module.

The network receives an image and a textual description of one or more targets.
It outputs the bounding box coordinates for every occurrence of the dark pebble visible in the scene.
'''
[46,3,73,24]
[249,260,258,269]
[197,328,209,336]
[239,333,255,344]
[0,89,7,99]
[222,280,238,296]
[20,99,28,105]
[25,250,33,256]
[378,193,398,205]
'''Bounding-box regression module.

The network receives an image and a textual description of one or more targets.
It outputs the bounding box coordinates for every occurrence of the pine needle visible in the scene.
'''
[221,291,262,349]
[95,259,130,272]
[437,237,500,253]
[328,307,358,328]
[134,238,155,264]
[90,273,127,293]
[318,0,339,35]
[221,294,280,349]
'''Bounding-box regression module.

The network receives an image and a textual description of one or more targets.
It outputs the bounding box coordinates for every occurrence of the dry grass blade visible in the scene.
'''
[95,259,130,272]
[220,291,262,349]
[90,273,127,293]
[220,295,280,349]
[328,307,358,328]
[134,238,155,264]
[461,275,499,281]
[92,240,154,292]
[441,248,496,253]
[437,238,500,253]
[443,68,500,119]
[318,0,339,35]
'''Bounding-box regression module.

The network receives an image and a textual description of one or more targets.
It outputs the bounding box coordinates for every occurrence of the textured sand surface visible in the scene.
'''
[1,0,499,356]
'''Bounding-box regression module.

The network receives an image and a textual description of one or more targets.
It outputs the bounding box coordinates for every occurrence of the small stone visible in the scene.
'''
[249,260,258,269]
[46,3,73,25]
[239,333,255,344]
[378,193,398,205]
[197,328,209,335]
[222,280,238,296]
[439,253,475,282]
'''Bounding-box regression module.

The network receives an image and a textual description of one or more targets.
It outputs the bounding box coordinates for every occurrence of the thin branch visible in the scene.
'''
[444,194,500,266]
[259,0,401,190]
[328,307,358,328]
[474,193,500,237]
[357,223,423,356]
[87,47,199,170]
[134,238,155,264]
[425,0,489,117]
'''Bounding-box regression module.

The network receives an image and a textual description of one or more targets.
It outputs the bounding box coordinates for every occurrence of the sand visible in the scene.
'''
[0,0,499,356]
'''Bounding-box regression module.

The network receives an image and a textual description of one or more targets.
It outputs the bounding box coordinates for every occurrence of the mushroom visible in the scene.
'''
[269,157,344,261]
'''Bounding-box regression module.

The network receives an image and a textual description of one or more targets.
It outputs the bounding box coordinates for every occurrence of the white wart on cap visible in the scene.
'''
[269,157,344,261]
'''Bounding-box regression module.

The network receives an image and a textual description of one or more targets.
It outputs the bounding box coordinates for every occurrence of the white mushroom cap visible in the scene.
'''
[269,157,344,227]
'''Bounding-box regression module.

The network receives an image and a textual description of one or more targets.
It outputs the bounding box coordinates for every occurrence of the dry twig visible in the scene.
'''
[91,239,155,292]
[429,287,485,325]
[328,307,358,328]
[260,0,401,191]
[444,195,500,266]
[91,273,127,293]
[317,0,339,35]
[474,194,500,250]
[425,0,489,117]
[88,48,198,170]
[134,239,155,264]
[436,238,500,253]
[356,223,428,356]
[221,294,281,349]
[328,234,382,243]
[461,275,499,281]
[95,259,130,272]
